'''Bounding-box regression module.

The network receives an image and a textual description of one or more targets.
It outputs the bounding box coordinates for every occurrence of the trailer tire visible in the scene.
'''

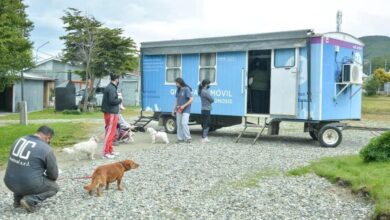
[309,130,318,140]
[164,116,177,134]
[318,125,342,148]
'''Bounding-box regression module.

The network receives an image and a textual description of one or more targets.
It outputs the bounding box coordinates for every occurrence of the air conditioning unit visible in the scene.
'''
[342,64,363,84]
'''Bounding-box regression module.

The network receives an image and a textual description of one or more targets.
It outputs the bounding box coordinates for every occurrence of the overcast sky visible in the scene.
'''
[24,0,390,60]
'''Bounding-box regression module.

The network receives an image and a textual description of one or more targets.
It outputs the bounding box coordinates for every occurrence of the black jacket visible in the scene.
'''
[101,82,122,114]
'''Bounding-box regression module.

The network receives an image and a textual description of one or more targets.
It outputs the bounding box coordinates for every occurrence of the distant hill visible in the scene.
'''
[359,36,390,72]
[359,36,390,59]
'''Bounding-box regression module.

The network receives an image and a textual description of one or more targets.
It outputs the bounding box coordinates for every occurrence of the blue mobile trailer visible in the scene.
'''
[140,29,364,147]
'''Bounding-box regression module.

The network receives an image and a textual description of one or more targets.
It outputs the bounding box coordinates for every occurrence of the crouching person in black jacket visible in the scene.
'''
[3,125,59,213]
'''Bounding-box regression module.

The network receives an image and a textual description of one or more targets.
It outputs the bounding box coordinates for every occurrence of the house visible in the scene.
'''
[384,82,390,95]
[97,73,140,106]
[0,73,54,112]
[0,57,83,113]
[120,73,140,106]
[29,57,83,85]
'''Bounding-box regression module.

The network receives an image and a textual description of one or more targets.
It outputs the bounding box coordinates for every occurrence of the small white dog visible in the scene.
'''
[62,136,99,160]
[146,127,169,144]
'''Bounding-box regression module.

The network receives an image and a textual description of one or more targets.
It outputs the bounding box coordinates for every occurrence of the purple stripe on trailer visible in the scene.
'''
[324,37,363,50]
[311,36,362,50]
[310,37,322,44]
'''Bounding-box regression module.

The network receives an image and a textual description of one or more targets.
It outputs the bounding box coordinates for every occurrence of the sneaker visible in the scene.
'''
[175,140,184,144]
[110,152,120,156]
[201,138,210,143]
[20,198,34,213]
[103,154,115,159]
[185,139,192,144]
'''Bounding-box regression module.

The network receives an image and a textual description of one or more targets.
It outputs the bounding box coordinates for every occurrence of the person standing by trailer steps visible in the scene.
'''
[198,79,214,143]
[101,74,122,158]
[172,77,193,143]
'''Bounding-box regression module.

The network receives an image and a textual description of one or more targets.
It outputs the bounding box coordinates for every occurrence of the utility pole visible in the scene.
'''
[19,68,28,125]
[369,61,372,75]
[336,11,342,32]
[35,41,50,63]
[19,28,28,125]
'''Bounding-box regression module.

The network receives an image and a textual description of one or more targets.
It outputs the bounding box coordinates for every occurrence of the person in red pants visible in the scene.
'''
[101,74,122,159]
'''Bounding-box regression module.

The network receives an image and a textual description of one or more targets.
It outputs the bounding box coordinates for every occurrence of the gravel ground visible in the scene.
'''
[0,121,384,220]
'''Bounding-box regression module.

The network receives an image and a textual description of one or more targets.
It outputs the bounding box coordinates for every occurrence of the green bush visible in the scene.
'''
[364,76,381,96]
[360,131,390,162]
[62,109,81,115]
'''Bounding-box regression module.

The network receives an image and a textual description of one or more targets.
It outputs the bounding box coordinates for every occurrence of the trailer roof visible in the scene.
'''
[141,29,314,55]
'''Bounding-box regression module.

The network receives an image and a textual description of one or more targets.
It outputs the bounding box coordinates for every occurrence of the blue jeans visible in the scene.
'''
[176,112,191,141]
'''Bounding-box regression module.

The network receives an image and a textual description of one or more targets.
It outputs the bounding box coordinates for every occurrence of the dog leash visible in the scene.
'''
[57,176,92,181]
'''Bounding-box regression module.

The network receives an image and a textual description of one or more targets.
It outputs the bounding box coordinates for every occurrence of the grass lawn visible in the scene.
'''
[362,95,390,121]
[289,155,390,219]
[0,106,141,121]
[0,122,97,167]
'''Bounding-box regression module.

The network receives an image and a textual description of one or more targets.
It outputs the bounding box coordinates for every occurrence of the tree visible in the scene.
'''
[92,27,138,81]
[373,68,390,87]
[364,75,381,96]
[60,8,102,111]
[60,8,138,111]
[0,0,34,92]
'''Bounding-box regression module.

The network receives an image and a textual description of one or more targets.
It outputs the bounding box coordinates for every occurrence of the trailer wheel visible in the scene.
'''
[309,130,318,140]
[164,116,177,134]
[318,125,342,148]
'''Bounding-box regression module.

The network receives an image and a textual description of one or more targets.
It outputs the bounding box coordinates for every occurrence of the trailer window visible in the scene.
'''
[166,54,181,83]
[274,48,295,68]
[199,53,216,83]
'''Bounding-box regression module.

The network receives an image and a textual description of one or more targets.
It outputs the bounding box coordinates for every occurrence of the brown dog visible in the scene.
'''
[84,159,139,196]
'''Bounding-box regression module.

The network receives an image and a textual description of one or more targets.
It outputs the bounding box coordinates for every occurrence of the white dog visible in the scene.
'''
[146,127,169,144]
[62,136,99,160]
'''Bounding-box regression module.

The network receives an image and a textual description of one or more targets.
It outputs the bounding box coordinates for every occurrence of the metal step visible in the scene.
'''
[235,116,273,144]
[132,117,154,128]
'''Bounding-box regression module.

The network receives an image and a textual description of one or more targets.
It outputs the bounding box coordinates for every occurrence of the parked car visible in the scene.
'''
[75,87,105,107]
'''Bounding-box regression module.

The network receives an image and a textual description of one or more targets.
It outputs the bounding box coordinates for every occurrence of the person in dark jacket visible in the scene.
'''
[198,79,214,143]
[4,125,59,213]
[101,74,122,159]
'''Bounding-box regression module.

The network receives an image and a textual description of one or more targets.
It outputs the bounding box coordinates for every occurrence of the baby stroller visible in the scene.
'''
[115,114,134,143]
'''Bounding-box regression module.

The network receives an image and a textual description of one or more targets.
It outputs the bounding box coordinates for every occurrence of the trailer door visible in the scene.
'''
[270,48,298,116]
